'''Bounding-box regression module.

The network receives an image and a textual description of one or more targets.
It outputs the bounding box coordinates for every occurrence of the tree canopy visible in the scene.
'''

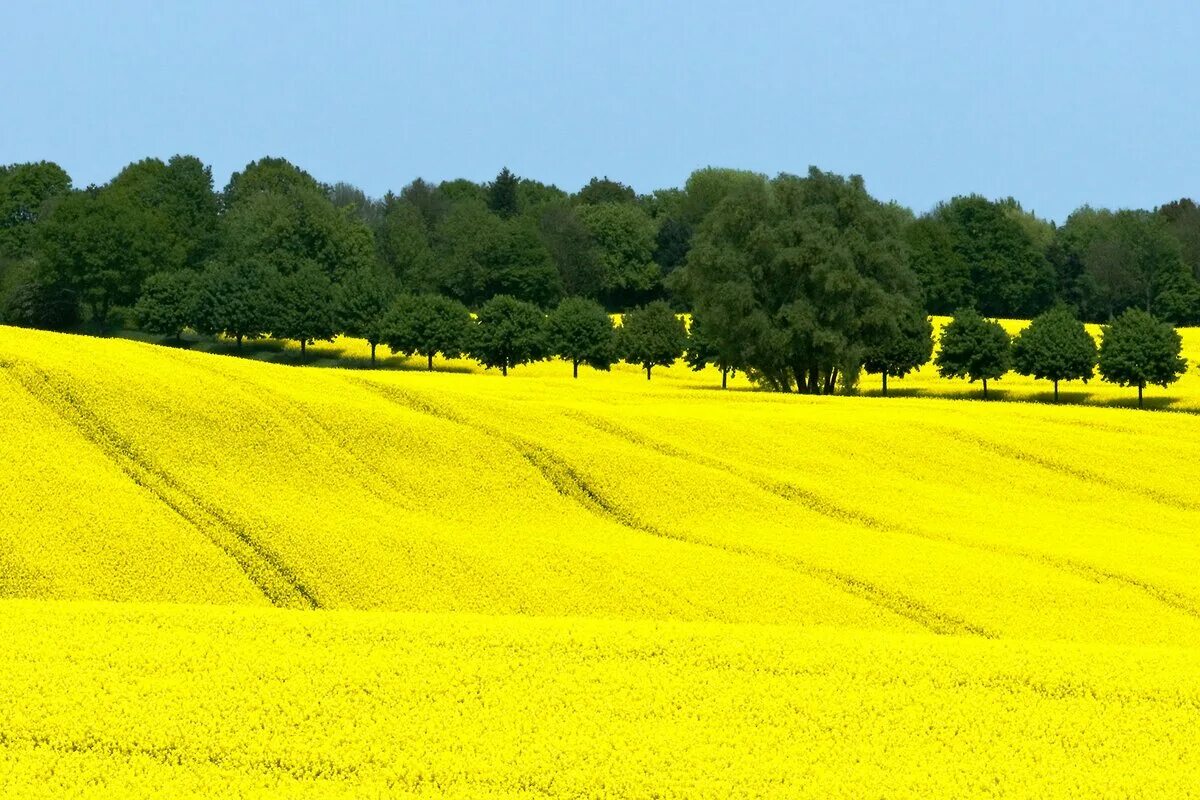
[1097,308,1188,407]
[934,309,1012,399]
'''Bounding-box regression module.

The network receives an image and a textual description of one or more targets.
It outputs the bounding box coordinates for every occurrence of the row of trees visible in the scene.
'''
[0,157,1195,403]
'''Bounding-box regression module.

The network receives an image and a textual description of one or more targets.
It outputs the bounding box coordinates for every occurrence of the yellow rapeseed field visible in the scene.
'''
[2,323,1200,797]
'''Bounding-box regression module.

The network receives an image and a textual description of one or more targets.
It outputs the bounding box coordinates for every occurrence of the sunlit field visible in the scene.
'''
[3,323,1200,797]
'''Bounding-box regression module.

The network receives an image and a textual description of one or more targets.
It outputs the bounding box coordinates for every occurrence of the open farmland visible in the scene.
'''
[3,324,1200,797]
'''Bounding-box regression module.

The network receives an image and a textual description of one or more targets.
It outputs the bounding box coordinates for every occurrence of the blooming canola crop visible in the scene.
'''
[2,324,1200,797]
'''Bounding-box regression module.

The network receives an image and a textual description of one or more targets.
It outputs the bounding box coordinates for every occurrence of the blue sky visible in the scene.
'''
[2,0,1197,222]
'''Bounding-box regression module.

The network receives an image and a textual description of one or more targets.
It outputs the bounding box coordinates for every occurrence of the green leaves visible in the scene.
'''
[619,301,687,380]
[934,309,1011,397]
[1012,307,1097,394]
[548,297,616,377]
[1098,308,1188,405]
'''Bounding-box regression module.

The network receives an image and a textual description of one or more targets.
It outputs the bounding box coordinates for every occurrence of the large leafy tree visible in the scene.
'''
[537,203,603,300]
[337,266,397,365]
[619,300,687,380]
[36,187,167,326]
[376,193,434,288]
[134,270,197,341]
[574,176,637,206]
[1058,207,1197,323]
[578,202,661,308]
[678,168,918,394]
[480,221,562,307]
[432,202,502,304]
[470,295,547,376]
[383,293,473,371]
[934,309,1012,399]
[861,301,934,396]
[1011,307,1097,402]
[0,161,72,259]
[548,296,616,378]
[914,196,1055,318]
[220,158,375,284]
[271,263,338,356]
[192,258,277,348]
[1097,308,1187,407]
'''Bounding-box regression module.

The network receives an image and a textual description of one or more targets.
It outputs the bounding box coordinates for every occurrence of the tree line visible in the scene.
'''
[0,157,1194,403]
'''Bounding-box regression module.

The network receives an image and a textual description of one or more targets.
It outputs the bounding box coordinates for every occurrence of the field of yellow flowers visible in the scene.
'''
[2,323,1200,797]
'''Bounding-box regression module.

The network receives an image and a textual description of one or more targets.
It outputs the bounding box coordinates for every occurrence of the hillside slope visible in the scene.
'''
[3,325,1200,644]
[5,325,1200,797]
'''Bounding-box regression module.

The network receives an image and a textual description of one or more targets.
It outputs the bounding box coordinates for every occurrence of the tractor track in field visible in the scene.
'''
[355,379,994,638]
[566,410,1200,623]
[155,349,414,509]
[1,360,321,610]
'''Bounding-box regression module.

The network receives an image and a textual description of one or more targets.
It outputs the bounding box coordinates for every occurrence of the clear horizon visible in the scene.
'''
[3,0,1198,223]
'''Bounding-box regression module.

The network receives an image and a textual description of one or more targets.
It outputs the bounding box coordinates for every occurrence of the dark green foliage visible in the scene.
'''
[191,259,277,348]
[470,295,547,376]
[862,302,934,395]
[376,194,434,288]
[487,167,520,219]
[481,222,563,307]
[575,176,637,205]
[679,168,917,394]
[619,300,687,380]
[653,217,692,277]
[337,266,397,364]
[577,202,661,307]
[134,271,197,340]
[680,168,767,226]
[1012,307,1097,401]
[684,315,740,388]
[1097,308,1188,407]
[548,297,616,377]
[537,203,603,300]
[1058,207,1198,323]
[934,309,1012,398]
[1158,198,1200,283]
[0,161,72,259]
[35,188,167,327]
[913,196,1055,318]
[271,264,338,356]
[1,258,79,330]
[382,293,473,371]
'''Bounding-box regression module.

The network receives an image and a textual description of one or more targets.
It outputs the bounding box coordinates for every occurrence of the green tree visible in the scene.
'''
[934,309,1012,399]
[577,202,660,307]
[0,161,72,259]
[192,259,277,348]
[36,188,167,327]
[337,266,397,365]
[548,296,616,378]
[678,168,918,393]
[918,196,1055,318]
[135,271,197,341]
[382,293,473,371]
[272,263,338,356]
[1097,308,1187,407]
[680,167,767,226]
[432,203,502,304]
[1,257,78,330]
[537,203,603,299]
[487,167,520,219]
[575,176,637,205]
[619,300,687,380]
[1011,307,1097,402]
[470,295,547,376]
[377,194,434,288]
[481,220,563,306]
[862,302,934,396]
[684,314,741,389]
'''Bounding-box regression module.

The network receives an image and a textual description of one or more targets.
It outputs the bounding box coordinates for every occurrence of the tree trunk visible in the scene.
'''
[1138,383,1144,408]
[501,364,508,377]
[1053,379,1058,403]
[370,342,377,366]
[882,372,888,397]
[983,378,988,399]
[300,340,306,357]
[573,360,579,379]
[721,367,728,389]
[428,353,434,371]
[645,364,652,380]
[237,334,243,349]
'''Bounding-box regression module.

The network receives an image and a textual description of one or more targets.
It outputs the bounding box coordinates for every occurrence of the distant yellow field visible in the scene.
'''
[2,324,1200,797]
